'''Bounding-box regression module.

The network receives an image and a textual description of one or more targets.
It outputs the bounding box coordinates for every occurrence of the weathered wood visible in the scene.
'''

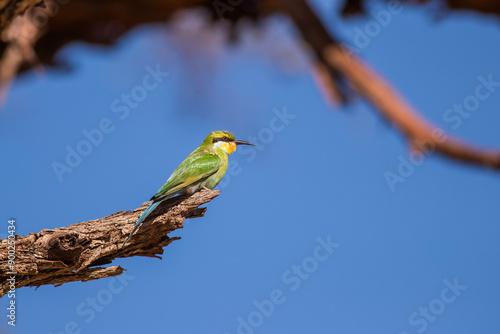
[0,189,220,298]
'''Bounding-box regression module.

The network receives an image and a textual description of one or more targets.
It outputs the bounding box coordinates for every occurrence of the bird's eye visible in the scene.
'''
[222,136,227,141]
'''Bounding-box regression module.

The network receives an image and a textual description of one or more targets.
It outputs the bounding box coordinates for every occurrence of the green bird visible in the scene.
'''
[122,130,254,246]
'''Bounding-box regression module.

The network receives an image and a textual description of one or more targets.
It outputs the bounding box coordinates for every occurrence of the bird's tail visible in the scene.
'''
[122,201,161,247]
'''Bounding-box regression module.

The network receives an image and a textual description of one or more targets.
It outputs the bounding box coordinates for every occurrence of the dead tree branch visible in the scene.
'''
[0,189,220,298]
[0,8,45,104]
[281,0,500,169]
[0,0,41,31]
[1,0,499,169]
[323,46,500,168]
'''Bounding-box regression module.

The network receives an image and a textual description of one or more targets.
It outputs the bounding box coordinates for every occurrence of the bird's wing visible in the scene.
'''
[151,152,221,202]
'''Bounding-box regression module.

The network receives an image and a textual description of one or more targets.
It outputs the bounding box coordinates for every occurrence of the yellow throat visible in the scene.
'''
[216,141,237,155]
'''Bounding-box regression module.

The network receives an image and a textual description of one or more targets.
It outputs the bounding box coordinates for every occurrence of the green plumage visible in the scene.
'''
[122,130,254,246]
[151,152,223,201]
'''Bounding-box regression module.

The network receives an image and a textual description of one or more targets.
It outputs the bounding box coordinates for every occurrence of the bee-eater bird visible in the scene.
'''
[122,130,254,246]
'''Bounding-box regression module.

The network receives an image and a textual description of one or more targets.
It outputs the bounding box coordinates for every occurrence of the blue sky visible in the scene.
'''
[1,1,500,333]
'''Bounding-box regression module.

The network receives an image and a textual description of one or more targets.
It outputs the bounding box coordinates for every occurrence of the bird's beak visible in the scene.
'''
[234,140,255,146]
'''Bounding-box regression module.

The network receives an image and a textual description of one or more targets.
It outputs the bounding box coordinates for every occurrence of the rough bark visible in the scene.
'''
[0,189,220,298]
[0,0,499,298]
